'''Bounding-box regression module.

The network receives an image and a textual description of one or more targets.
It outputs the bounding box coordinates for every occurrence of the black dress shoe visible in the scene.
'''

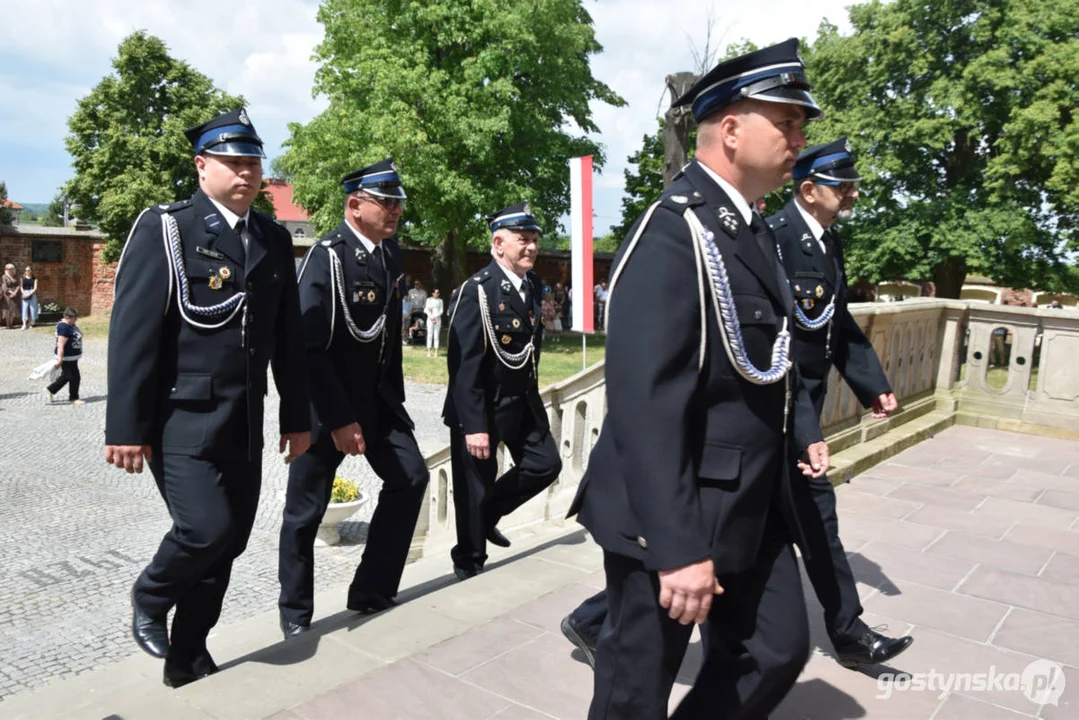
[834,628,914,667]
[131,586,169,659]
[560,614,598,669]
[279,611,310,640]
[486,526,511,548]
[163,653,219,689]
[346,589,397,614]
[453,565,481,581]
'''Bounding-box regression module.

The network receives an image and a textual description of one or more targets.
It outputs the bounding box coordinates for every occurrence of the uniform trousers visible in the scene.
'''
[278,408,427,625]
[588,521,808,720]
[134,452,261,662]
[790,465,866,642]
[449,402,562,572]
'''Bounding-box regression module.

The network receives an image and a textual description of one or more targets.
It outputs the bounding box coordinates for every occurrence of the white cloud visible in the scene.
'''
[1,0,854,221]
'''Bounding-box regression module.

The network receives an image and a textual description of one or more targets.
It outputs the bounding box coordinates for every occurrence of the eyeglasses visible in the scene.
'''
[835,182,860,196]
[363,195,406,211]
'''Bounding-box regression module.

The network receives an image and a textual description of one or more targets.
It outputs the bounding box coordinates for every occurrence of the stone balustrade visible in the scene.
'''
[410,298,1079,560]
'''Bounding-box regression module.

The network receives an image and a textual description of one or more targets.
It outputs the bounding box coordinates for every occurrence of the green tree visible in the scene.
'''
[279,0,624,295]
[804,0,1079,297]
[41,193,66,227]
[65,31,246,262]
[0,181,13,224]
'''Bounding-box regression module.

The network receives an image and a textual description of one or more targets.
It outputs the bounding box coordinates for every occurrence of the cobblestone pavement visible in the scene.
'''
[0,327,452,701]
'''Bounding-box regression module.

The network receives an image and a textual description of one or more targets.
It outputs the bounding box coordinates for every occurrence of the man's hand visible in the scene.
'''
[55,359,63,367]
[281,432,312,464]
[797,441,830,478]
[871,392,898,419]
[465,432,490,460]
[658,558,724,625]
[330,423,365,456]
[105,445,153,474]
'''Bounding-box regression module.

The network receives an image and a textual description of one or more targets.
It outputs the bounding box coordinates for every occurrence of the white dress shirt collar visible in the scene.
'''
[697,162,753,225]
[793,198,829,253]
[344,220,381,255]
[496,260,527,302]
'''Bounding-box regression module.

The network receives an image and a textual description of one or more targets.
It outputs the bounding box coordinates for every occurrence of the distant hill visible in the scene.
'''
[18,203,49,215]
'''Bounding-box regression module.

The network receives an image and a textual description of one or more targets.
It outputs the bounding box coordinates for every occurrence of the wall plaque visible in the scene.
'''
[31,240,63,263]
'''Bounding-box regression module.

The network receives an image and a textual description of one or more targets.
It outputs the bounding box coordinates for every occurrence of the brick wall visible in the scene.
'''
[90,242,118,317]
[0,229,101,316]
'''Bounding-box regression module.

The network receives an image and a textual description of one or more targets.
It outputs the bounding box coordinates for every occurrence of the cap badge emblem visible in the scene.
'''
[522,201,533,216]
[845,138,853,153]
[238,108,250,125]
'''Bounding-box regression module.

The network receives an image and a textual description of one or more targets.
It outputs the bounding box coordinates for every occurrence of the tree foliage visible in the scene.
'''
[279,0,624,291]
[0,182,13,224]
[65,32,246,261]
[41,193,66,227]
[804,0,1079,296]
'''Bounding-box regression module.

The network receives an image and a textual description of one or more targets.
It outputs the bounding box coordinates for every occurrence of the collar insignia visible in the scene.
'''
[716,206,740,236]
[500,279,513,293]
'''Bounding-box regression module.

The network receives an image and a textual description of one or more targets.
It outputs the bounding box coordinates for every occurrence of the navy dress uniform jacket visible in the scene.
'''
[105,189,310,458]
[569,162,823,576]
[295,222,412,437]
[442,260,547,435]
[768,199,891,412]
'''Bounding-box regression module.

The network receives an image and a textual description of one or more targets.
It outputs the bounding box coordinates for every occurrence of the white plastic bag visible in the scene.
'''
[28,360,61,383]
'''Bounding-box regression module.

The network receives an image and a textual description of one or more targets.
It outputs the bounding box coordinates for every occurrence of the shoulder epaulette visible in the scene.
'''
[320,231,345,248]
[150,199,192,214]
[472,269,494,284]
[767,211,788,231]
[659,187,706,212]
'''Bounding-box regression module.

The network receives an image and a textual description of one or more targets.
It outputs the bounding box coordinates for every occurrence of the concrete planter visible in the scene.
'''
[317,493,367,547]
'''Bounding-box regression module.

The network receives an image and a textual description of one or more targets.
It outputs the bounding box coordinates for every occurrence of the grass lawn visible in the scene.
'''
[403,330,606,387]
[75,315,606,387]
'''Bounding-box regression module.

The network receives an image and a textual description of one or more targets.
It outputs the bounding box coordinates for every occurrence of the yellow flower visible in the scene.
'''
[330,476,360,504]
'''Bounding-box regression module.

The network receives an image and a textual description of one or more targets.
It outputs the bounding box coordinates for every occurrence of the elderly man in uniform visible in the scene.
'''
[567,40,831,719]
[443,203,563,580]
[277,159,429,637]
[105,108,311,687]
[767,138,910,666]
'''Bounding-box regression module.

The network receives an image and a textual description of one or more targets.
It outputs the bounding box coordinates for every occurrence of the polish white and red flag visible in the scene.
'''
[569,155,594,334]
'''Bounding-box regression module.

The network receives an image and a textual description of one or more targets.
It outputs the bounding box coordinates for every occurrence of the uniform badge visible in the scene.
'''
[196,246,225,260]
[815,285,824,298]
[499,302,506,311]
[204,213,223,233]
[512,318,521,329]
[803,299,815,310]
[501,279,512,293]
[355,247,365,263]
[523,201,533,216]
[501,334,512,345]
[238,108,250,126]
[218,266,232,280]
[208,275,223,290]
[367,290,377,303]
[794,284,801,292]
[717,206,740,236]
[671,195,688,204]
[844,138,853,153]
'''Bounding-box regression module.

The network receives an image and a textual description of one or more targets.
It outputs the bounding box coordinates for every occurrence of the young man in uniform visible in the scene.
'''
[105,108,311,687]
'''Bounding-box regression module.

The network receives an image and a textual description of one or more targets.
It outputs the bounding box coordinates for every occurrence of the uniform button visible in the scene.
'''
[246,281,254,290]
[754,310,763,320]
[249,347,256,355]
[637,536,648,549]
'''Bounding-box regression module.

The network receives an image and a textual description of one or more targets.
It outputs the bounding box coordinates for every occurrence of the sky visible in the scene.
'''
[0,0,853,234]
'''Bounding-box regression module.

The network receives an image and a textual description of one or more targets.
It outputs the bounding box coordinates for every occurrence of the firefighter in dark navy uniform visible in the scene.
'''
[277,159,429,638]
[566,40,832,719]
[104,107,311,688]
[768,138,910,666]
[443,203,562,580]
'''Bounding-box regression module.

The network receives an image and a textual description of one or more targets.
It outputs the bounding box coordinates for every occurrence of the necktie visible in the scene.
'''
[234,219,248,255]
[749,213,778,274]
[369,244,386,284]
[822,228,836,259]
[521,280,531,307]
